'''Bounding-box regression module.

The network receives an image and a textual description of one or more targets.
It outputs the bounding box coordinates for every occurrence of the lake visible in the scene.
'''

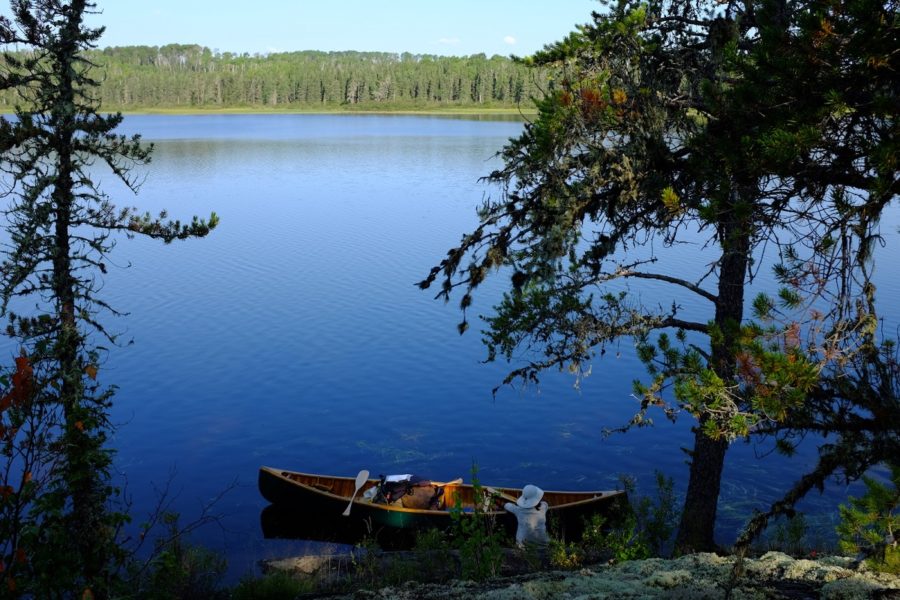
[7,114,898,577]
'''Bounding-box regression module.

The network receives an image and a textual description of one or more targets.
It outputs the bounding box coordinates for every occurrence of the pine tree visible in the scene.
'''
[421,0,896,552]
[838,463,899,572]
[0,1,216,594]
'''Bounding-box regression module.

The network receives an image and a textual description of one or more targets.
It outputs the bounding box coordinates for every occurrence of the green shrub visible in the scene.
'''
[412,527,454,580]
[582,512,652,562]
[124,512,227,599]
[559,471,679,565]
[230,571,314,600]
[449,463,506,580]
[350,535,381,586]
[837,462,899,573]
[759,513,810,556]
[548,539,584,569]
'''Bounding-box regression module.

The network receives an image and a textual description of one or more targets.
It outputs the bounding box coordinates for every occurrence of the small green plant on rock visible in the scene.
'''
[412,527,454,581]
[594,472,678,560]
[129,512,228,600]
[548,540,584,569]
[639,472,679,556]
[583,512,652,562]
[351,534,382,585]
[837,462,900,574]
[556,471,679,566]
[760,513,810,556]
[230,571,314,600]
[449,463,505,581]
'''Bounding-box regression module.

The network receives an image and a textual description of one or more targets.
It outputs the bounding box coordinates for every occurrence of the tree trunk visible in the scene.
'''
[675,421,729,552]
[675,206,751,553]
[53,137,104,583]
[51,10,108,586]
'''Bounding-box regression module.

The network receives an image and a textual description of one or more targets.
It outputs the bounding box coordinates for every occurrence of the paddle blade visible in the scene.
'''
[342,469,370,517]
[355,469,370,487]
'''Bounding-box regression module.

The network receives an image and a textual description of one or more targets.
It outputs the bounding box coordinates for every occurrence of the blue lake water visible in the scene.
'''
[6,114,898,577]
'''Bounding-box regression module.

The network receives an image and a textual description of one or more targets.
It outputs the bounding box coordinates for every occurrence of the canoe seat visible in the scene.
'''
[311,482,333,492]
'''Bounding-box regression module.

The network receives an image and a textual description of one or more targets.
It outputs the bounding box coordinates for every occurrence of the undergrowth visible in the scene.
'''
[550,471,679,568]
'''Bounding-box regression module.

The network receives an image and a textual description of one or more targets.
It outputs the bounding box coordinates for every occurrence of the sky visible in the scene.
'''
[15,1,600,57]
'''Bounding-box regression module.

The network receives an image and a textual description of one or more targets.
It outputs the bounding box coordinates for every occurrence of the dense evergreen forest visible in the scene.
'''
[0,44,547,110]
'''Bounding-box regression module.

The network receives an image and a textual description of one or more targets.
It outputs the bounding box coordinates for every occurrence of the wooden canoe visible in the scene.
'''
[258,466,628,544]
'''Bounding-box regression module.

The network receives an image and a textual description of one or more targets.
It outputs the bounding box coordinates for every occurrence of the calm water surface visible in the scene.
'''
[12,114,899,577]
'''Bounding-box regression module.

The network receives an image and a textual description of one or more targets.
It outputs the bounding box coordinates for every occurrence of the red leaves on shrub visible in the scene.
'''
[1,356,34,413]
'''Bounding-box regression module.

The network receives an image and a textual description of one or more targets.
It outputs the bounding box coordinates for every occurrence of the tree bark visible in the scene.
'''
[675,205,751,553]
[675,420,730,552]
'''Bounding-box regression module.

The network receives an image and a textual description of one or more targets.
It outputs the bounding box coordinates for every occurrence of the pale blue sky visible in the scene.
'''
[5,1,601,57]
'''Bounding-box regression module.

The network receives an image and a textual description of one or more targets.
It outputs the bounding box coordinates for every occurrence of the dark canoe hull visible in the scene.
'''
[258,466,628,545]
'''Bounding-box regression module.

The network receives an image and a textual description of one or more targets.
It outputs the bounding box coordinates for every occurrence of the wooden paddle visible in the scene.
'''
[342,469,370,516]
[485,486,518,504]
[433,477,463,487]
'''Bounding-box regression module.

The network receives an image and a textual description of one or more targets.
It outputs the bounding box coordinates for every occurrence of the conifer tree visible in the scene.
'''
[0,1,217,594]
[421,0,896,552]
[837,462,899,571]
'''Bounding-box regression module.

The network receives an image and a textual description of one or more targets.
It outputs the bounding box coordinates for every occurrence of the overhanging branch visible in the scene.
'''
[618,269,718,304]
[662,318,708,333]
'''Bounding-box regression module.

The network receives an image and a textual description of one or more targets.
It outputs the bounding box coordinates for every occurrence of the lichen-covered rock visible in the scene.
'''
[744,551,857,582]
[279,551,900,599]
[821,577,888,600]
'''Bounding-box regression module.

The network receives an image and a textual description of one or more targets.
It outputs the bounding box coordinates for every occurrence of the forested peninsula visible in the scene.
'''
[0,44,546,112]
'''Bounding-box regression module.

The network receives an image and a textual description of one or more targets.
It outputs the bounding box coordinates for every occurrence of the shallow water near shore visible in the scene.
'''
[3,113,897,579]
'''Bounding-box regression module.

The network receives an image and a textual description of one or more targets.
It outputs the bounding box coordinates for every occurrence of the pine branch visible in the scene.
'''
[617,269,717,303]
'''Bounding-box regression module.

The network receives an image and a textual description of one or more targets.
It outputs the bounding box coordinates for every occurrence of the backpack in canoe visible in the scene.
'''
[370,474,444,509]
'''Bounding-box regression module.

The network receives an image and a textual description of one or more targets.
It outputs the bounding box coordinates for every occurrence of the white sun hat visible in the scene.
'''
[516,484,544,509]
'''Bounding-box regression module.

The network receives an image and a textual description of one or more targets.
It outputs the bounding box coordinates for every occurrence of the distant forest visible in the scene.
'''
[1,45,550,110]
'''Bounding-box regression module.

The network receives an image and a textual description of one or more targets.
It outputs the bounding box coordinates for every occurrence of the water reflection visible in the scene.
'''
[260,504,414,550]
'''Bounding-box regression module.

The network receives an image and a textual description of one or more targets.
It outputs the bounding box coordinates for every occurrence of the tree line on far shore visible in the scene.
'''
[1,44,548,111]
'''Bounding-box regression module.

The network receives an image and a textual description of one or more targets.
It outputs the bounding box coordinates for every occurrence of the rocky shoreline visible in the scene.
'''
[267,551,900,599]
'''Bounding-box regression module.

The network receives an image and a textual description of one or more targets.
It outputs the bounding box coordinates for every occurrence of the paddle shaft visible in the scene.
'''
[485,486,518,504]
[433,477,462,487]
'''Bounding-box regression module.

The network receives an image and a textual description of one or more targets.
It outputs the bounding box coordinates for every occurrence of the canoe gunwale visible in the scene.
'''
[261,466,502,516]
[259,466,624,515]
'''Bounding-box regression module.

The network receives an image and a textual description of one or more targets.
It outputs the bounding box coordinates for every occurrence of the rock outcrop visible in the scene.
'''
[268,551,900,599]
